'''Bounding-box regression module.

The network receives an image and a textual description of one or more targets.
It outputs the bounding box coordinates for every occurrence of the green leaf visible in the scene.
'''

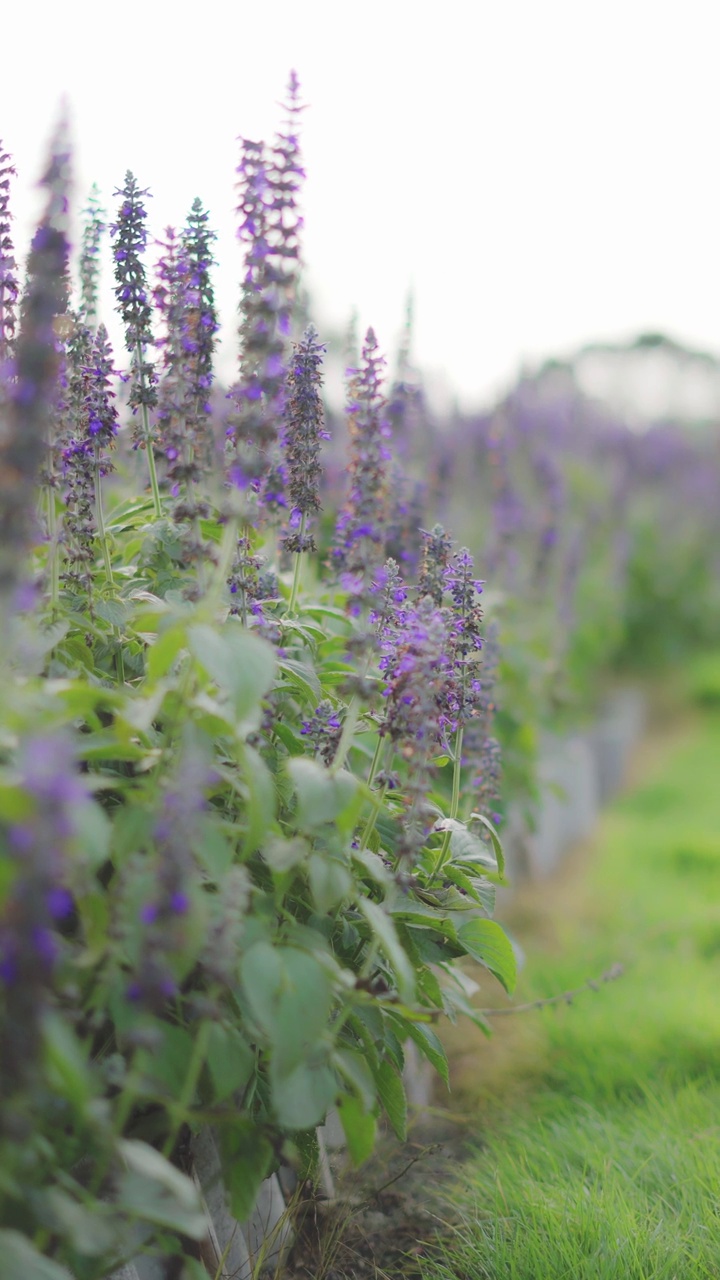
[117,1140,207,1238]
[240,744,276,855]
[443,863,496,915]
[189,623,275,720]
[273,722,307,756]
[43,1014,92,1113]
[287,758,359,829]
[333,1047,377,1112]
[358,898,416,1002]
[146,624,187,680]
[337,1092,377,1165]
[95,598,129,628]
[437,817,500,874]
[43,1189,118,1257]
[206,1025,255,1101]
[272,949,335,1076]
[279,658,322,703]
[469,811,506,878]
[194,821,235,880]
[220,1122,274,1222]
[138,1023,195,1096]
[72,800,111,870]
[373,1060,407,1140]
[308,853,352,913]
[456,918,517,992]
[271,1061,338,1130]
[263,835,309,872]
[0,1232,75,1280]
[395,1018,450,1088]
[239,941,285,1039]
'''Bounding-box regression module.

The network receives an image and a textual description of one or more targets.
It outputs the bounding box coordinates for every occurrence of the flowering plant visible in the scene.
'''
[0,86,514,1276]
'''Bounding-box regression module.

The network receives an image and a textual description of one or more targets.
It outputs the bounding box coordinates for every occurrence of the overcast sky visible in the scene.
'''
[3,0,720,409]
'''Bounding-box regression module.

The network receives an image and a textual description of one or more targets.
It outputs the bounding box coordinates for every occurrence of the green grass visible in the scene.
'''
[424,697,720,1279]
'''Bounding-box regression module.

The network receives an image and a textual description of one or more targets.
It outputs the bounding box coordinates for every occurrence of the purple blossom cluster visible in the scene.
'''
[60,323,118,592]
[0,124,70,600]
[126,751,211,1013]
[378,594,450,859]
[438,547,485,739]
[0,736,86,1091]
[78,184,105,329]
[111,172,158,427]
[332,327,393,605]
[300,699,343,766]
[0,141,18,366]
[282,324,329,554]
[227,72,305,511]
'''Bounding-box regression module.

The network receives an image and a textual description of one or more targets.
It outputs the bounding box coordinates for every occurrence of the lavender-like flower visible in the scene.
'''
[0,141,19,365]
[282,325,328,555]
[126,750,210,1013]
[300,699,343,766]
[0,123,70,603]
[0,735,88,1092]
[416,523,453,606]
[441,546,485,737]
[379,595,450,859]
[227,75,305,512]
[180,197,218,454]
[332,328,393,603]
[112,173,162,516]
[112,173,156,413]
[61,323,119,593]
[78,183,105,328]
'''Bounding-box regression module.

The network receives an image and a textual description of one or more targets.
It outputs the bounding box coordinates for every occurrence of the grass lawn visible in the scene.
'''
[426,665,720,1279]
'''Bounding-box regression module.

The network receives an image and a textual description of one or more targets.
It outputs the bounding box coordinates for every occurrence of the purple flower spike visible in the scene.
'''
[281,325,327,554]
[332,328,393,605]
[111,172,158,424]
[0,142,19,364]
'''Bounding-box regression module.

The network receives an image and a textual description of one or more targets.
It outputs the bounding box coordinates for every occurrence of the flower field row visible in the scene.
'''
[0,74,718,1277]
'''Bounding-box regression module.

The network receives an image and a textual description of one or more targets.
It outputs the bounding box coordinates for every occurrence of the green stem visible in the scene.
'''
[46,487,60,617]
[330,695,362,775]
[359,736,389,850]
[288,513,307,614]
[162,1019,212,1158]
[136,341,162,520]
[94,460,125,684]
[94,459,114,592]
[433,724,464,879]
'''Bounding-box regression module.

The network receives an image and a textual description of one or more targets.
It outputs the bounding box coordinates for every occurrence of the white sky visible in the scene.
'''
[3,0,720,409]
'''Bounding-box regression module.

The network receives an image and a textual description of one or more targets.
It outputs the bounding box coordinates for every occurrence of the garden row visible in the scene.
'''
[0,76,718,1278]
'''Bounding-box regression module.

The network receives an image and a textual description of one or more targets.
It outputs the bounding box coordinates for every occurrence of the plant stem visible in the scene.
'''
[359,735,389,850]
[162,1018,212,1157]
[288,513,306,614]
[94,459,114,592]
[136,341,162,519]
[46,486,60,618]
[433,724,464,879]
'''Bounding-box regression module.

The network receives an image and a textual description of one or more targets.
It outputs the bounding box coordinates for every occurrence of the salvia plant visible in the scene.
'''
[1,76,719,1278]
[0,83,517,1277]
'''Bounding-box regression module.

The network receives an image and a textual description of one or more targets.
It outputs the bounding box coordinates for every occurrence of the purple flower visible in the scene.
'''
[332,328,393,604]
[300,700,343,766]
[0,141,19,363]
[124,748,214,1013]
[111,172,158,419]
[1,121,70,599]
[0,733,89,1090]
[281,325,327,554]
[78,184,105,328]
[417,524,454,606]
[379,596,450,859]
